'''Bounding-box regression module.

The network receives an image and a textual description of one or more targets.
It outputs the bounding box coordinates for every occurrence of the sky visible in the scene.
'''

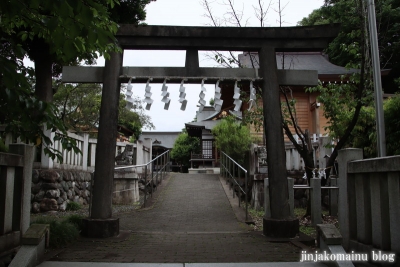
[99,0,326,132]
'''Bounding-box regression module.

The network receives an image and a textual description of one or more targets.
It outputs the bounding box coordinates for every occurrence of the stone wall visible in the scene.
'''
[31,169,91,213]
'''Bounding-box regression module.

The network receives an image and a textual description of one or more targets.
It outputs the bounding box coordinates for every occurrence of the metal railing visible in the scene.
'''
[220,151,248,221]
[89,150,170,215]
[114,150,170,207]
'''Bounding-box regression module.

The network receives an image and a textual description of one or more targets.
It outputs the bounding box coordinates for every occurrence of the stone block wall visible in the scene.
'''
[113,171,140,205]
[31,169,91,213]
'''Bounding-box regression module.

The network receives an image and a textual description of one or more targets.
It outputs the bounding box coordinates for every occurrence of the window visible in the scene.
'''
[202,140,214,159]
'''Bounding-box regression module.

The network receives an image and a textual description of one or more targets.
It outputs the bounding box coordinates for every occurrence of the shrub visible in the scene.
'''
[66,202,82,211]
[0,138,8,153]
[32,216,80,248]
[64,214,84,231]
[171,132,200,167]
[212,116,251,165]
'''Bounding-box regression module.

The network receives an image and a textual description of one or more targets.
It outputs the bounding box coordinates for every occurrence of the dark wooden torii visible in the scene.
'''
[63,24,340,238]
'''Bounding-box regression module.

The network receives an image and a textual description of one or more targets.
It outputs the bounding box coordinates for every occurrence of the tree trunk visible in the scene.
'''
[34,55,53,102]
[31,40,54,102]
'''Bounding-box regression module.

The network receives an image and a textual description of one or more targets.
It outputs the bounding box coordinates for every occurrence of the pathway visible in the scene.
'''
[39,173,305,264]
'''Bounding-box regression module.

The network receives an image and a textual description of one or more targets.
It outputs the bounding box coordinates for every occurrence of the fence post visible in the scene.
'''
[150,161,154,197]
[238,168,241,206]
[162,153,165,181]
[228,157,231,186]
[329,176,338,216]
[388,172,400,253]
[82,133,89,171]
[220,152,222,176]
[4,132,12,147]
[9,144,34,234]
[337,148,363,251]
[40,127,55,169]
[232,163,235,199]
[264,178,271,218]
[310,178,321,226]
[144,165,148,207]
[155,156,159,187]
[245,171,248,221]
[287,177,294,218]
[223,154,226,179]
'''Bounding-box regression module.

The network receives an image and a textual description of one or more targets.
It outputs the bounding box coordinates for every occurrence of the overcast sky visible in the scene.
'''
[97,0,325,132]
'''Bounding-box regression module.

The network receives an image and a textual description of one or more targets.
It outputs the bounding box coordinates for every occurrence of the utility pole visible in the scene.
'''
[366,0,386,157]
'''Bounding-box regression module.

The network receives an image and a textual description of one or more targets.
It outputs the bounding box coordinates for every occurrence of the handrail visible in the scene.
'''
[221,152,248,173]
[114,150,170,171]
[115,150,170,208]
[220,151,248,221]
[89,150,170,216]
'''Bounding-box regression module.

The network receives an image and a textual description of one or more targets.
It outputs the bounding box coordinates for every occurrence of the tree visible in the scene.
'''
[0,0,153,160]
[350,94,400,157]
[53,83,103,132]
[53,83,154,140]
[299,0,400,91]
[201,0,321,183]
[212,116,251,165]
[171,132,201,167]
[301,0,400,176]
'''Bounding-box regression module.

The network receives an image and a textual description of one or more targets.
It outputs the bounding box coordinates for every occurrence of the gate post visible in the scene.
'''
[260,46,298,238]
[337,148,363,250]
[83,50,123,238]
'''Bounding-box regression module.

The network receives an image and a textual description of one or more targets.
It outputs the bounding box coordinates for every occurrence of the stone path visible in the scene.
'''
[44,173,303,263]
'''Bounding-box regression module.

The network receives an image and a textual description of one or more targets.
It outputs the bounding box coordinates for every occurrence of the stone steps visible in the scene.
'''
[188,168,220,174]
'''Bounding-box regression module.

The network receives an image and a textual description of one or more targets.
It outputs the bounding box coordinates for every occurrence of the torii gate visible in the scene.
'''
[63,24,340,238]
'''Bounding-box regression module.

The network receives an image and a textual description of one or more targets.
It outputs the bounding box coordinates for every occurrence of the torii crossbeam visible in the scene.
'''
[63,24,340,238]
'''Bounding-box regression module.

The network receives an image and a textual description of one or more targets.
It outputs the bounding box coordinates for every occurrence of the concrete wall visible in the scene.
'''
[0,145,34,259]
[338,149,400,259]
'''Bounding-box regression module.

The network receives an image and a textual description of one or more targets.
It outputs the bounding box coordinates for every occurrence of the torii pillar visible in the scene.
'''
[81,51,123,238]
[260,46,297,237]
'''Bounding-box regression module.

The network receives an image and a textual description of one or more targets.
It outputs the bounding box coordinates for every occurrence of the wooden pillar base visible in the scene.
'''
[263,217,299,238]
[82,218,119,238]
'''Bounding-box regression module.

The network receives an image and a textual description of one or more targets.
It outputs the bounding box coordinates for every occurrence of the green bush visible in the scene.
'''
[32,216,80,248]
[64,214,84,231]
[212,116,251,165]
[66,202,82,211]
[0,138,8,153]
[171,132,200,167]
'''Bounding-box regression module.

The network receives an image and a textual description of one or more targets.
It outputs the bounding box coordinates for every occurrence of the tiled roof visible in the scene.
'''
[239,52,356,75]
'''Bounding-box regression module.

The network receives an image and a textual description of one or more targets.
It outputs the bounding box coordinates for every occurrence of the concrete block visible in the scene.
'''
[316,224,342,246]
[22,224,49,246]
[348,155,400,173]
[81,218,119,238]
[263,217,299,238]
[9,237,46,267]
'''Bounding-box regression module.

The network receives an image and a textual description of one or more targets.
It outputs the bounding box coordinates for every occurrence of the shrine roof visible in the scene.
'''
[239,52,390,81]
[239,52,354,74]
